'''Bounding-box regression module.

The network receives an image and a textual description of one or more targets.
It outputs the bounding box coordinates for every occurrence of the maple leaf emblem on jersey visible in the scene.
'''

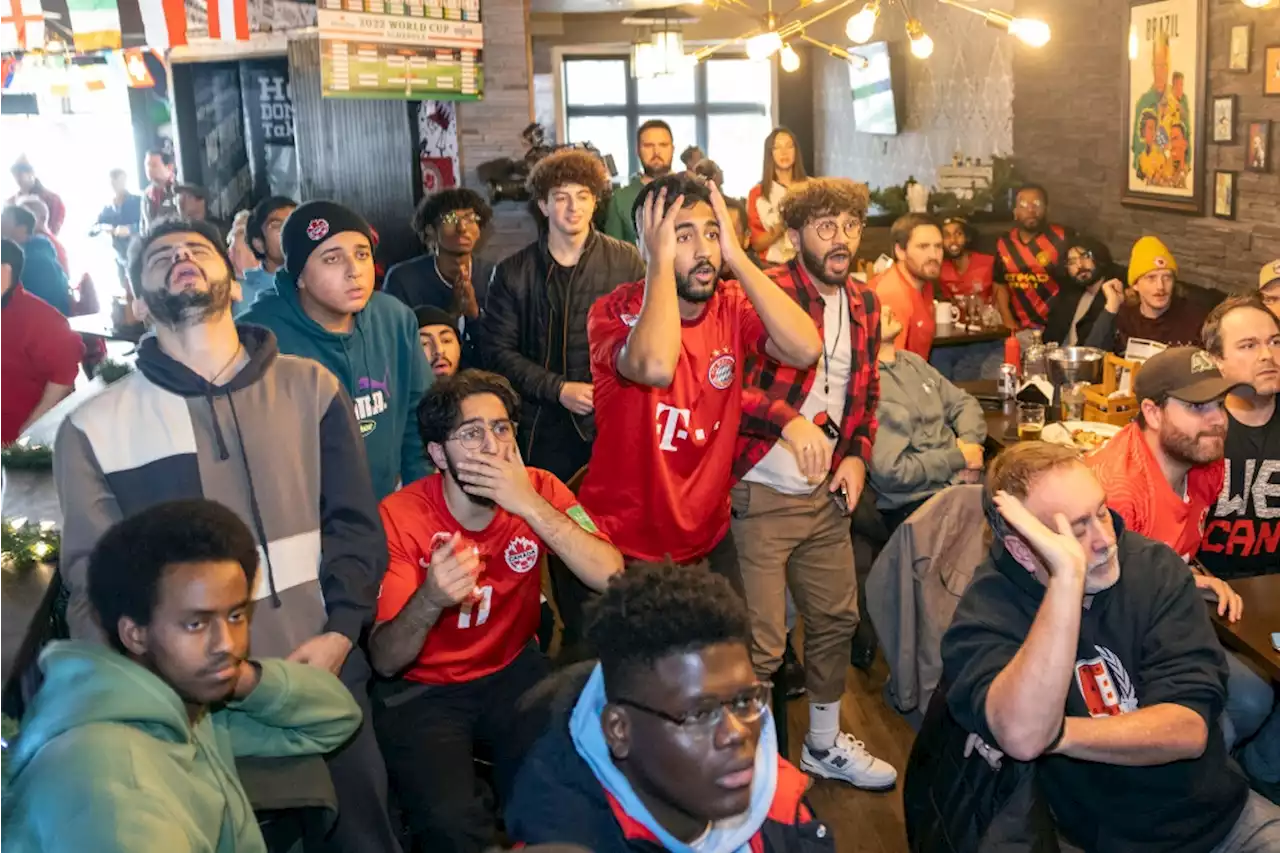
[504,536,539,574]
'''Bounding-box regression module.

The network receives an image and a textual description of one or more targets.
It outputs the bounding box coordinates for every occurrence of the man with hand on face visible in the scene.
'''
[482,150,644,482]
[579,173,822,589]
[416,306,463,378]
[943,443,1280,853]
[731,178,896,790]
[1,499,363,853]
[1043,235,1124,348]
[386,188,495,369]
[237,195,296,316]
[369,369,621,853]
[992,184,1073,331]
[937,214,995,303]
[603,119,675,246]
[871,304,987,534]
[506,563,836,853]
[1115,236,1208,354]
[55,217,404,853]
[871,213,944,360]
[244,201,431,502]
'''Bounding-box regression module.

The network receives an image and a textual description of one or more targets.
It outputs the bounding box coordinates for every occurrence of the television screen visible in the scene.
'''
[848,42,898,135]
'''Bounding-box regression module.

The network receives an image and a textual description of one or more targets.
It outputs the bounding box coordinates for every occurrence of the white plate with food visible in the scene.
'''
[1041,421,1121,454]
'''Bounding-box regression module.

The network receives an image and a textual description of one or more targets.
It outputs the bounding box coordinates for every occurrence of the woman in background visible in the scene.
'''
[746,127,808,265]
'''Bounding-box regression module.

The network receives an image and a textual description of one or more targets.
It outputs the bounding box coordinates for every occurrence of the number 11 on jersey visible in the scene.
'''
[457,585,493,628]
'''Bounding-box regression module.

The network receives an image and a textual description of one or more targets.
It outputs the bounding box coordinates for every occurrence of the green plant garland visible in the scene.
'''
[0,442,52,471]
[1,517,60,573]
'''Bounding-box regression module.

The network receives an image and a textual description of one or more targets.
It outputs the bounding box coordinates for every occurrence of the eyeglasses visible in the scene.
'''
[447,419,516,450]
[440,211,482,229]
[614,682,771,732]
[810,219,864,242]
[1015,200,1045,212]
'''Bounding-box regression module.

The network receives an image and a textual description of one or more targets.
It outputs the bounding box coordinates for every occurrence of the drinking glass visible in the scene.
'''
[1017,403,1046,441]
[1061,382,1088,421]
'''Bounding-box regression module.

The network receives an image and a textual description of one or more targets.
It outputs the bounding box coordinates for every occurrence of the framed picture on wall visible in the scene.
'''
[1122,0,1208,214]
[1266,46,1280,97]
[1212,171,1235,220]
[1228,24,1250,72]
[1212,95,1236,142]
[1246,120,1272,172]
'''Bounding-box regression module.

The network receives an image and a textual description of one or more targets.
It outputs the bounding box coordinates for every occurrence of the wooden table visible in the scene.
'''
[1212,574,1280,683]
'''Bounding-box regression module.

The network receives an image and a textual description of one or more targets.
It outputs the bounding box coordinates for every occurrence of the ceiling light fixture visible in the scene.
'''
[935,0,1051,47]
[1240,0,1272,8]
[779,42,801,71]
[905,18,933,58]
[745,29,784,59]
[844,1,880,43]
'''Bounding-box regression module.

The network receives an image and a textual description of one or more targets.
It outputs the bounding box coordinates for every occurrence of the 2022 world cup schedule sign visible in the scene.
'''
[318,0,484,101]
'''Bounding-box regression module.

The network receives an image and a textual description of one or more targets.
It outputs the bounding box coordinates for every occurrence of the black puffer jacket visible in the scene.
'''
[480,229,643,447]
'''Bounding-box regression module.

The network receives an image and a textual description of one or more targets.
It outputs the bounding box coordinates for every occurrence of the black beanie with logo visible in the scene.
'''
[281,200,374,278]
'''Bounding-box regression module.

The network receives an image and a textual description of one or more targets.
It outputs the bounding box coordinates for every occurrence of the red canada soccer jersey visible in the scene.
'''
[376,470,608,685]
[578,279,768,563]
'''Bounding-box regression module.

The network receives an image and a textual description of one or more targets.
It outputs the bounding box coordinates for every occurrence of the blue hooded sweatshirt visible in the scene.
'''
[242,271,431,500]
[18,235,70,316]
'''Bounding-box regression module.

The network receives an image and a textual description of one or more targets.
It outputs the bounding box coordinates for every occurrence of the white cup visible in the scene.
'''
[935,301,960,326]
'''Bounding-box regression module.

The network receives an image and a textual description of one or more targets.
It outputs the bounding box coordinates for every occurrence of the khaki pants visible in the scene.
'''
[730,479,859,704]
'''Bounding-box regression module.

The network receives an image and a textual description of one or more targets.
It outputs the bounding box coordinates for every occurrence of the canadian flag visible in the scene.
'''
[135,0,188,48]
[206,0,249,42]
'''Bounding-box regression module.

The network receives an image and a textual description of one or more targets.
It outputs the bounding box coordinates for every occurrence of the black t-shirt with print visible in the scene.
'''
[1198,405,1280,579]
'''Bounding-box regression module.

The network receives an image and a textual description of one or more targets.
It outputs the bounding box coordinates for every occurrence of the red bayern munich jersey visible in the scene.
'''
[577,279,769,563]
[376,470,609,685]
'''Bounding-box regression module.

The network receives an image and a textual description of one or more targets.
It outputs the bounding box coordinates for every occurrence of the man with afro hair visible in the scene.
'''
[480,148,644,481]
[506,563,836,853]
[386,187,495,370]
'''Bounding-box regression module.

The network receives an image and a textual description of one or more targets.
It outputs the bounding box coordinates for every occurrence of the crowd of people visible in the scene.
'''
[2,116,1279,853]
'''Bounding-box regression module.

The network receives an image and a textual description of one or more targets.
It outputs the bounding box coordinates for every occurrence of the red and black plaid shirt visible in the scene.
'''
[733,260,881,481]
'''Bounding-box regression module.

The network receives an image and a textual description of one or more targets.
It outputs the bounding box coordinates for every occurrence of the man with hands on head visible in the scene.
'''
[942,443,1280,853]
[370,369,621,853]
[578,172,821,591]
[730,177,897,790]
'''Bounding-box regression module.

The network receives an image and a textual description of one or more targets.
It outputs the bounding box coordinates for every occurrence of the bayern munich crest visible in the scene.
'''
[708,352,736,390]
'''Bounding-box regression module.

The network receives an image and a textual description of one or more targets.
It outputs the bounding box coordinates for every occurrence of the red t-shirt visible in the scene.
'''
[871,263,935,360]
[376,470,609,685]
[1086,422,1222,560]
[578,279,768,563]
[1,284,84,444]
[938,252,996,302]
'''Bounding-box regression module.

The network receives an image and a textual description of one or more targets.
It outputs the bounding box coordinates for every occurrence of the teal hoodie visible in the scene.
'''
[2,641,362,853]
[242,271,431,500]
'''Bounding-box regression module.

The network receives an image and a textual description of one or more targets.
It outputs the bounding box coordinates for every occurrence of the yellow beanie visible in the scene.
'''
[1128,235,1178,286]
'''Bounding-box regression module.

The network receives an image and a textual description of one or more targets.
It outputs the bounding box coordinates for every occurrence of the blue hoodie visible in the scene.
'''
[242,271,431,500]
[18,235,70,316]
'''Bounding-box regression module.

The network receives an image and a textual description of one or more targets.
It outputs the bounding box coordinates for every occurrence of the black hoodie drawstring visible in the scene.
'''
[225,391,281,608]
[206,388,231,461]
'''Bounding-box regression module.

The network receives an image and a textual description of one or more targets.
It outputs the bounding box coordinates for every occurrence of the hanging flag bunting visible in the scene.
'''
[123,46,153,86]
[65,0,122,51]
[2,0,46,52]
[206,0,248,42]
[135,0,186,48]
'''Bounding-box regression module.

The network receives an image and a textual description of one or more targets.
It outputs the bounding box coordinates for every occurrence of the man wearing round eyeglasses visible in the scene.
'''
[733,178,897,791]
[1042,235,1124,348]
[385,188,495,370]
[370,369,622,852]
[507,563,836,852]
[992,184,1073,331]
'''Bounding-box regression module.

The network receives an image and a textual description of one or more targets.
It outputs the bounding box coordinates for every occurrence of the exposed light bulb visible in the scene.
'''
[1008,17,1050,47]
[780,43,801,72]
[1128,25,1138,60]
[905,20,933,59]
[845,4,878,44]
[1241,0,1270,8]
[745,30,783,60]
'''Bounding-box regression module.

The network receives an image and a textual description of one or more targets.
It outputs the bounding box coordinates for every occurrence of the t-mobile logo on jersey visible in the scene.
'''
[656,403,720,452]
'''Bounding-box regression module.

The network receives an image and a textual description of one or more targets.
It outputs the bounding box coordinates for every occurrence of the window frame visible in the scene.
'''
[553,47,775,180]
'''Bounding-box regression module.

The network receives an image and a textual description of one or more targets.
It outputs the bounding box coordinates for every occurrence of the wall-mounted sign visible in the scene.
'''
[318,0,483,101]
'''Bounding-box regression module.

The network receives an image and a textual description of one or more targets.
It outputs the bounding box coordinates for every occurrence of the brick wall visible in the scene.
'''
[1012,0,1279,293]
[458,0,539,262]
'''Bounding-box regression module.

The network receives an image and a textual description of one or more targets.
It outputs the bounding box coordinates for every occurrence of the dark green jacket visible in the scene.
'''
[602,177,645,245]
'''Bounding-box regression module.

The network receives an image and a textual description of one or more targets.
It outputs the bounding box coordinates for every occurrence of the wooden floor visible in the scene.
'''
[781,654,917,853]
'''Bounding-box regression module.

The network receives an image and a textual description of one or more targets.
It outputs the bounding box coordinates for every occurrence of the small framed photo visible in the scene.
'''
[1230,24,1251,72]
[1213,171,1236,220]
[1212,95,1236,143]
[1246,120,1272,172]
[1267,46,1280,97]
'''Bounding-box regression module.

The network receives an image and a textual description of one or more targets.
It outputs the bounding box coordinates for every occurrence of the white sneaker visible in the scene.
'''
[801,732,898,791]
